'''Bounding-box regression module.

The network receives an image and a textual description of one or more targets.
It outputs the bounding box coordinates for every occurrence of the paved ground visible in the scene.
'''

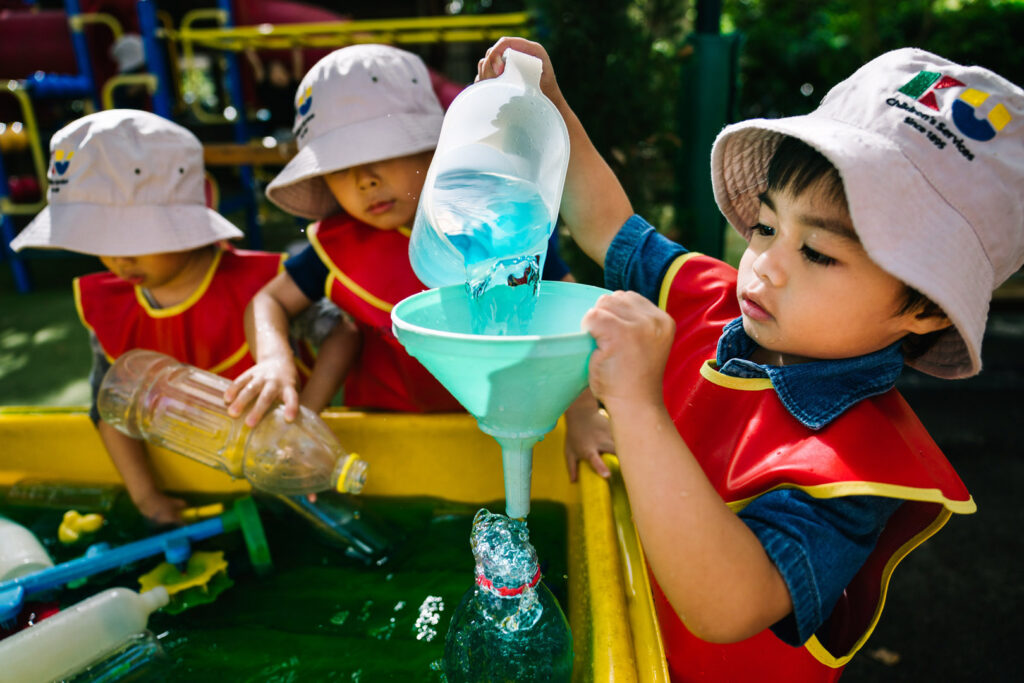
[843,307,1023,682]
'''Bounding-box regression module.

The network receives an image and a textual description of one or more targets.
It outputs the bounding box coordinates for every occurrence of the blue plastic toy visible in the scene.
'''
[0,497,269,623]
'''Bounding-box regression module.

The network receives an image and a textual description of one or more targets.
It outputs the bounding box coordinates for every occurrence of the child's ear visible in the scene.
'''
[906,311,952,336]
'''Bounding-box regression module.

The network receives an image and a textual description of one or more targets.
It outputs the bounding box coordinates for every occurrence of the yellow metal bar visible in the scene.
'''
[178,12,533,52]
[68,12,123,40]
[1,80,48,216]
[606,456,671,681]
[179,9,230,124]
[578,459,639,681]
[100,73,158,110]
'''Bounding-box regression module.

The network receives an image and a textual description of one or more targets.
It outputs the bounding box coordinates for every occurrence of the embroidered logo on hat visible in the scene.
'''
[51,149,74,176]
[297,85,313,116]
[294,85,315,142]
[898,70,1012,141]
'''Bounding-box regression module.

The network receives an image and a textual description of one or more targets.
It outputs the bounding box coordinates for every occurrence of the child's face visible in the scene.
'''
[99,251,195,290]
[735,179,940,365]
[323,151,433,231]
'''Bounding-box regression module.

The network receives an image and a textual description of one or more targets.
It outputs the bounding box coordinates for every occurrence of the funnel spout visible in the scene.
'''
[496,435,543,519]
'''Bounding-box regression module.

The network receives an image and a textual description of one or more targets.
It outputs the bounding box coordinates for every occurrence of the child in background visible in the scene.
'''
[11,110,352,525]
[478,38,1023,679]
[225,44,574,426]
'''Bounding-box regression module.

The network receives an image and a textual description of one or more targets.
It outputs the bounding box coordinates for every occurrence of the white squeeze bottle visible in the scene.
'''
[0,586,169,683]
[97,349,367,496]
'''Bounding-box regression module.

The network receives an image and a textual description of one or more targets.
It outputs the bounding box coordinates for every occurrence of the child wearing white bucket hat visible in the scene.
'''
[225,44,572,426]
[479,38,1023,680]
[10,109,351,525]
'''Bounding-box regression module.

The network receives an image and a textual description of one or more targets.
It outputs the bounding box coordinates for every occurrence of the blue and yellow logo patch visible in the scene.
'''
[297,86,313,117]
[52,149,74,176]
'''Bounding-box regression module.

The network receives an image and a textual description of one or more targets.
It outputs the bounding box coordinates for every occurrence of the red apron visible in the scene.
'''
[308,214,461,412]
[652,253,974,682]
[75,248,285,379]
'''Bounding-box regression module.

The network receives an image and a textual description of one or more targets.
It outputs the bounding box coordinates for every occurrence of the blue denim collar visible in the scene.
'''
[715,318,905,430]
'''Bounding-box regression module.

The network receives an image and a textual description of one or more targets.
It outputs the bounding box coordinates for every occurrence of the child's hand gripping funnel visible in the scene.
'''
[392,281,609,518]
[409,49,570,289]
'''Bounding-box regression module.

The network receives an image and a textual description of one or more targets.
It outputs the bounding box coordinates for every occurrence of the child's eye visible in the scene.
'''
[801,245,837,266]
[751,223,775,237]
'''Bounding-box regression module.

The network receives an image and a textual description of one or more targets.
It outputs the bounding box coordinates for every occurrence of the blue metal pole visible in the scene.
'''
[64,0,99,110]
[136,0,173,119]
[217,0,261,248]
[0,153,33,293]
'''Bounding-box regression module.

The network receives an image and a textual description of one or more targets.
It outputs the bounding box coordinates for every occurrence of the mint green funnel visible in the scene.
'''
[391,281,609,518]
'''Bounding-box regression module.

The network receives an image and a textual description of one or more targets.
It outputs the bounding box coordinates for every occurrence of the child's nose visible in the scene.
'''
[353,168,380,190]
[752,246,786,286]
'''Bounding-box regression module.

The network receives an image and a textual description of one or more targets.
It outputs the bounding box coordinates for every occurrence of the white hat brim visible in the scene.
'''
[711,116,989,379]
[266,110,443,220]
[10,203,244,257]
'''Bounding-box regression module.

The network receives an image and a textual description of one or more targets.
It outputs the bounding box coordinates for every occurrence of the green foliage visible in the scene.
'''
[723,0,1024,119]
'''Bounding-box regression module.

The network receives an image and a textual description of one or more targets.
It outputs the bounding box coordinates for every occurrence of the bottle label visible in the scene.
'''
[475,566,541,597]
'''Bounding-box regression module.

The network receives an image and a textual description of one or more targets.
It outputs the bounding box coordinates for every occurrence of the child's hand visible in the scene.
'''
[224,357,299,427]
[134,491,187,526]
[477,37,563,105]
[581,291,675,416]
[564,389,615,482]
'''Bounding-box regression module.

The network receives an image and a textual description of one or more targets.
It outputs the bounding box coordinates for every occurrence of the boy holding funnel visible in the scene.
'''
[225,44,576,425]
[478,38,1023,679]
[10,110,350,526]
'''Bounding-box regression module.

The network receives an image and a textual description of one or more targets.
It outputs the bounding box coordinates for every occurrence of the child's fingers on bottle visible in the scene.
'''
[281,385,299,421]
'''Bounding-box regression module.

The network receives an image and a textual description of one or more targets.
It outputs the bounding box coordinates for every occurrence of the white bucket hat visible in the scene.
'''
[10,109,243,257]
[711,48,1024,379]
[265,44,444,220]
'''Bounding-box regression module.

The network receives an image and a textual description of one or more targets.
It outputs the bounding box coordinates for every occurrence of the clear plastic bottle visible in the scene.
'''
[97,350,367,496]
[275,492,395,566]
[409,48,570,292]
[443,509,572,682]
[0,586,169,683]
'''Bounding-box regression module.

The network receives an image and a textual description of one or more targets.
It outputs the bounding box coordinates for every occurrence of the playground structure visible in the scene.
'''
[0,0,534,293]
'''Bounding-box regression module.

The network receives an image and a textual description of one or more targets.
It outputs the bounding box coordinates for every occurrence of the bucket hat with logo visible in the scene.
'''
[11,109,242,257]
[266,44,445,220]
[712,48,1024,379]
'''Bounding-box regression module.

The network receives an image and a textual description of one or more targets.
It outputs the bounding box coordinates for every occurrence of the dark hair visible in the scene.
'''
[765,136,948,359]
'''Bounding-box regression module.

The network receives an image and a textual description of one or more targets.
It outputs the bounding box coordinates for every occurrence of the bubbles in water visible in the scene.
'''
[414,596,445,642]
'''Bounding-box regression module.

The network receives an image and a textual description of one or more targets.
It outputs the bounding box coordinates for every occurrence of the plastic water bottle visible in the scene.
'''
[275,493,395,566]
[409,48,570,295]
[97,349,367,497]
[0,586,169,683]
[443,509,572,682]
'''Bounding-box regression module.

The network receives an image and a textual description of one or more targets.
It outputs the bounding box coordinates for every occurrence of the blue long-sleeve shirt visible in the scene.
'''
[604,215,903,646]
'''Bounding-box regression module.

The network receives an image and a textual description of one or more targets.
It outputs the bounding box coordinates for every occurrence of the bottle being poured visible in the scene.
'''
[408,48,570,335]
[97,349,367,496]
[443,509,572,682]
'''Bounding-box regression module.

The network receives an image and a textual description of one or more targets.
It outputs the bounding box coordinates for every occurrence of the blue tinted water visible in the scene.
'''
[410,171,553,334]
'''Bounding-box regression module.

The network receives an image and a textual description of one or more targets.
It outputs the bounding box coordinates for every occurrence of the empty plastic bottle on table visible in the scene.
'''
[443,509,572,682]
[409,49,570,329]
[97,349,367,496]
[0,586,169,683]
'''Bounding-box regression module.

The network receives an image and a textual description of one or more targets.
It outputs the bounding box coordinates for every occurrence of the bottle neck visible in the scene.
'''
[475,566,541,597]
